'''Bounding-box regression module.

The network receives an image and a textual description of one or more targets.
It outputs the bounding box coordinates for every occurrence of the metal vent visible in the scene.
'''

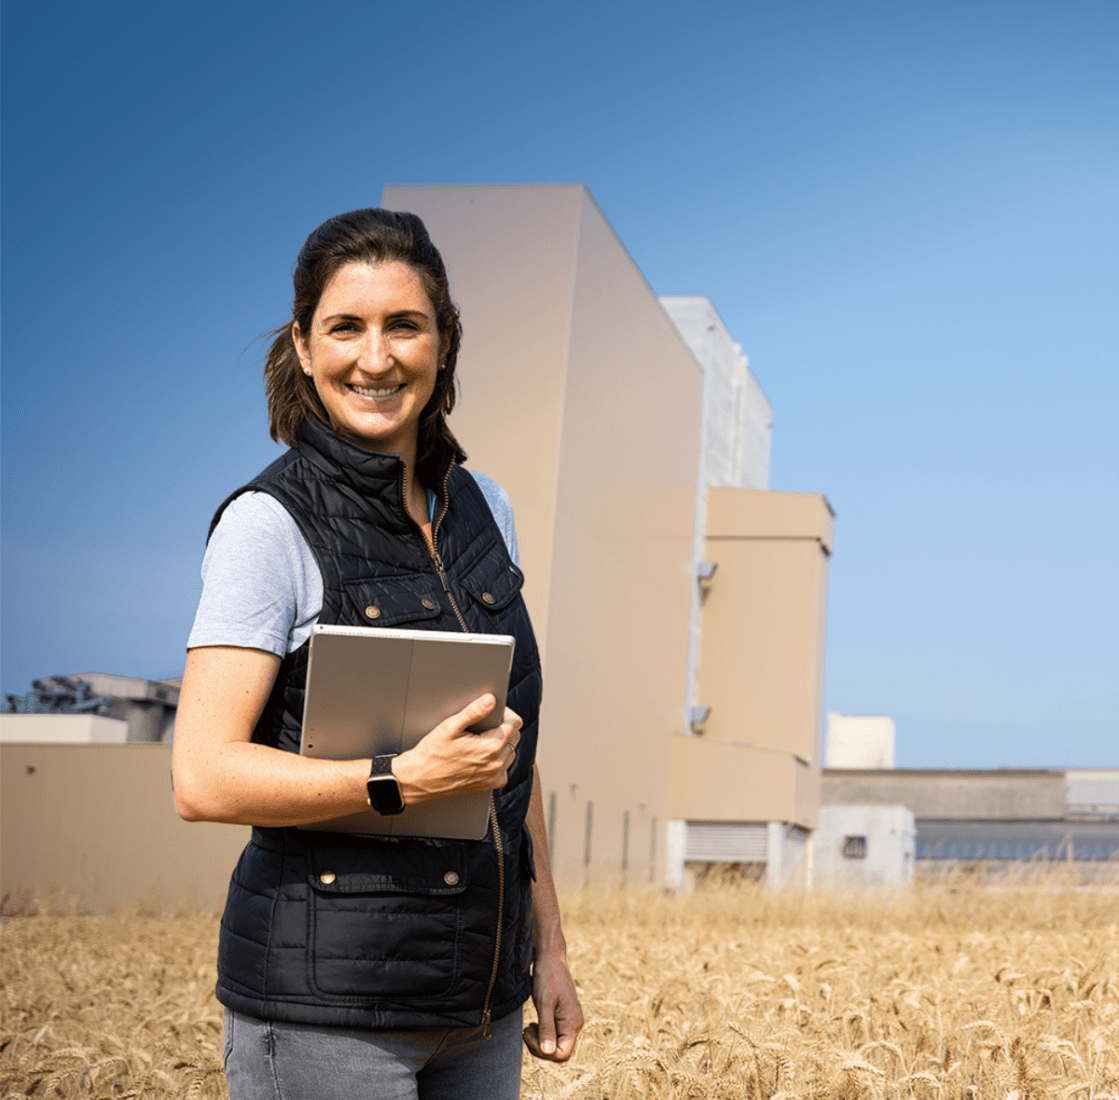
[685,821,767,863]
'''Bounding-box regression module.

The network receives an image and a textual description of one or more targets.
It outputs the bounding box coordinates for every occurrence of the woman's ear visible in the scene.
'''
[293,323,312,376]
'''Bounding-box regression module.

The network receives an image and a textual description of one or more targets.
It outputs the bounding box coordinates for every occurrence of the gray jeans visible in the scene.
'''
[223,1006,524,1100]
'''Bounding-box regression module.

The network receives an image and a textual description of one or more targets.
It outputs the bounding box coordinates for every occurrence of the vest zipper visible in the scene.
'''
[420,465,471,632]
[480,796,505,1039]
[411,462,506,1038]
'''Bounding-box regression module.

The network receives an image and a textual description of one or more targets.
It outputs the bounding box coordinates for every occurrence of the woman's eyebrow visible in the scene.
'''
[384,309,432,320]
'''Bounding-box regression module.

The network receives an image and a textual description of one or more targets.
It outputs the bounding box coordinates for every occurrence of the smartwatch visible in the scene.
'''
[366,754,405,815]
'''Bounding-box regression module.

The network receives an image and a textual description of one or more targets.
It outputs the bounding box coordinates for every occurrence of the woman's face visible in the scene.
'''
[293,260,443,461]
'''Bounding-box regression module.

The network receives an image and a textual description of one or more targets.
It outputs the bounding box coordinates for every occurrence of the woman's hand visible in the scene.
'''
[392,695,522,805]
[524,949,583,1062]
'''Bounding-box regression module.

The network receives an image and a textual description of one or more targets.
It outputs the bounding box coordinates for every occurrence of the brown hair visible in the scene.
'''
[264,208,466,481]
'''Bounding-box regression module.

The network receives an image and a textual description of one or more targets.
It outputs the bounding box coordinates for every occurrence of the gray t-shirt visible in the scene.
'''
[188,471,519,657]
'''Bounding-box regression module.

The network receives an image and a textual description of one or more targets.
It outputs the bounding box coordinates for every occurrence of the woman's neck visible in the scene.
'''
[402,461,431,534]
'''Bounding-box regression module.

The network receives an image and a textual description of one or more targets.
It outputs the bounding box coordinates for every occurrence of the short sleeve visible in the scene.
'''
[187,492,324,656]
[469,471,520,566]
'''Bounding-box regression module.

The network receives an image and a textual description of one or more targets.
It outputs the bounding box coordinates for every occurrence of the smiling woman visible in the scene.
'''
[171,208,582,1100]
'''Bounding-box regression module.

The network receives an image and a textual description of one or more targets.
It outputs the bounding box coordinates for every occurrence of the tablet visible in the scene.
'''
[297,624,515,839]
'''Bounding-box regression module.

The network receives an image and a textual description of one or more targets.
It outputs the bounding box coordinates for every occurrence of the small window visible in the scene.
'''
[842,835,867,859]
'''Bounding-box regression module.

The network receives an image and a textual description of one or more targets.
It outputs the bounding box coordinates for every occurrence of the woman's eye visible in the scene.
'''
[330,322,359,334]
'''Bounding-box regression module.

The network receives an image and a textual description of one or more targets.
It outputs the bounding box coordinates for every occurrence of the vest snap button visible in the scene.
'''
[443,871,460,886]
[319,872,336,885]
[365,606,381,620]
[421,598,435,610]
[481,592,495,605]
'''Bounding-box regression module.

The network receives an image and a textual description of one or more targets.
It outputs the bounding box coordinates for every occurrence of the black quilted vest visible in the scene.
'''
[211,417,542,1029]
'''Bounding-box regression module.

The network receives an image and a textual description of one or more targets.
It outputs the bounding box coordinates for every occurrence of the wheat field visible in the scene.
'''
[2,876,1117,1099]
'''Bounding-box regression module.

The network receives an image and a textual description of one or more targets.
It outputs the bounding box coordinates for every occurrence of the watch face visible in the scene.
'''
[367,774,405,815]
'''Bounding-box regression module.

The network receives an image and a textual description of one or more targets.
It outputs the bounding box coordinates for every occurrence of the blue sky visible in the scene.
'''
[2,0,1116,767]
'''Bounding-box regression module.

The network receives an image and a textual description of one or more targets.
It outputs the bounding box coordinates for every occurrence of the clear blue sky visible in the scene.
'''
[3,0,1116,767]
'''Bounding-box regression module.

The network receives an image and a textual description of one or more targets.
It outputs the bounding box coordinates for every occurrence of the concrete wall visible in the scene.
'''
[0,714,128,743]
[671,736,816,828]
[1,744,249,912]
[813,805,915,888]
[385,184,701,889]
[1066,769,1119,815]
[826,713,896,768]
[821,768,1069,820]
[659,296,771,492]
[682,488,832,831]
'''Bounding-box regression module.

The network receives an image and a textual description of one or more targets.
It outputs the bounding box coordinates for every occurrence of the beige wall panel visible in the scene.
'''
[795,756,822,829]
[383,184,584,653]
[0,714,128,743]
[671,737,817,826]
[538,193,702,889]
[706,488,834,550]
[697,536,827,758]
[1,744,248,912]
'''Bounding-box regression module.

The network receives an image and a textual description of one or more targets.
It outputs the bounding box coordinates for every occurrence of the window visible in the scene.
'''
[842,835,867,859]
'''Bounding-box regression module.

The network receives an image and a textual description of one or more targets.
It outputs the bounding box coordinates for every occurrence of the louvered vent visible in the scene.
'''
[684,821,767,862]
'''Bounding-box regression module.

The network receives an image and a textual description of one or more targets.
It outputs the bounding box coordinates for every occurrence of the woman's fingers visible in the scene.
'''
[394,700,524,802]
[449,692,497,733]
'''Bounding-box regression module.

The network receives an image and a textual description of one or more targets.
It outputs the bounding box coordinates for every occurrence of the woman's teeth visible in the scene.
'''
[352,383,403,399]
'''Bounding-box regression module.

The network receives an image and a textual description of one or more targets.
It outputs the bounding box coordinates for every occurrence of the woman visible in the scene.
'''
[172,208,582,1100]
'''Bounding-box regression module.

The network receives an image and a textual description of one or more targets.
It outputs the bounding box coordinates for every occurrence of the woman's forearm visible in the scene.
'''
[172,646,375,827]
[526,765,568,959]
[172,646,525,828]
[523,764,584,1061]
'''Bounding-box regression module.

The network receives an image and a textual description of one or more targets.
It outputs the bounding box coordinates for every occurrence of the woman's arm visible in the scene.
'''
[171,645,520,827]
[522,764,584,1062]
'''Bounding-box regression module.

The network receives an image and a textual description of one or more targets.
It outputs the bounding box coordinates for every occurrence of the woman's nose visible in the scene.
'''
[359,332,392,372]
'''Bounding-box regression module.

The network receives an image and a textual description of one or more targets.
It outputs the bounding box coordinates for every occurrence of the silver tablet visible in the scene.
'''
[297,624,515,840]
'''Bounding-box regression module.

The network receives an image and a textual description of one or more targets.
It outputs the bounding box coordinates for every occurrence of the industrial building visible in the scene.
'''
[821,717,1119,873]
[2,673,180,742]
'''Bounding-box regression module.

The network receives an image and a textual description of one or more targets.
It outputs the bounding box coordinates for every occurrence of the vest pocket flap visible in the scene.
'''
[342,580,444,628]
[460,559,524,612]
[310,844,469,896]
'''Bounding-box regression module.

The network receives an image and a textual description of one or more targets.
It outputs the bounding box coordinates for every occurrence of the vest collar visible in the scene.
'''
[297,416,454,527]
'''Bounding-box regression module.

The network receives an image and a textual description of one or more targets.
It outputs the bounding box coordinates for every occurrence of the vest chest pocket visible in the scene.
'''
[342,579,444,629]
[308,842,469,1003]
[460,558,525,618]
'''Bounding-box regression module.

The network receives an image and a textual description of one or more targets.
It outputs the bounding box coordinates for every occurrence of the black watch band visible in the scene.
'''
[366,754,405,815]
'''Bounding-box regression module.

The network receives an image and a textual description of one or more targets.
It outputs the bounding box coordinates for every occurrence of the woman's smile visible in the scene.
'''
[351,382,407,399]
